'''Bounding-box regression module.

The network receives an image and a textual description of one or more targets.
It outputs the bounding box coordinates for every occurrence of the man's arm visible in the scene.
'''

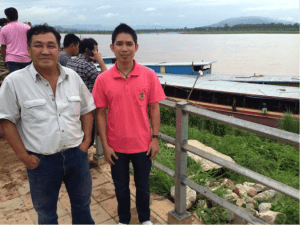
[1,120,39,169]
[96,108,118,165]
[147,102,161,159]
[1,45,7,68]
[91,51,107,72]
[79,111,94,152]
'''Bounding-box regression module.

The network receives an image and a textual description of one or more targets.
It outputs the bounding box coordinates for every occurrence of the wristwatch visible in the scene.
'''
[152,135,160,139]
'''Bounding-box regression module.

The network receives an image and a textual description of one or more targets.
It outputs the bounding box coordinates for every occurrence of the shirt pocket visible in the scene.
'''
[23,99,48,122]
[135,86,148,107]
[67,95,81,116]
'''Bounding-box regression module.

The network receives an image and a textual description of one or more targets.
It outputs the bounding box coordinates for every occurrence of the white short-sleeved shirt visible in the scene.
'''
[0,63,96,155]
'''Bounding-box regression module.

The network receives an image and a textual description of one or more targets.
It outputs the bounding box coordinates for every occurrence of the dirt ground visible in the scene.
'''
[0,135,30,203]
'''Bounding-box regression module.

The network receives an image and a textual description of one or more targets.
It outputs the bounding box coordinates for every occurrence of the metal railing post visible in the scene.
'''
[169,101,191,221]
[93,111,104,162]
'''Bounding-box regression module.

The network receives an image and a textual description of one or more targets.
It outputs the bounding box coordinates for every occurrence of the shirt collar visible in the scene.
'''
[112,59,140,79]
[29,62,69,82]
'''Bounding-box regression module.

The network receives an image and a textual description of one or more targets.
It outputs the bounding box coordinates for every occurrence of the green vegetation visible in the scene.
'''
[56,23,300,34]
[277,111,299,134]
[184,23,300,34]
[148,106,299,224]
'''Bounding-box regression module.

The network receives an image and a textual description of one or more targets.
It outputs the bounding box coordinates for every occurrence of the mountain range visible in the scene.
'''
[209,16,295,27]
[55,16,297,31]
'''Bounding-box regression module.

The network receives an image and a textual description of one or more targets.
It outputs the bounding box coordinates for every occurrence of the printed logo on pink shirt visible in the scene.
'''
[139,92,145,100]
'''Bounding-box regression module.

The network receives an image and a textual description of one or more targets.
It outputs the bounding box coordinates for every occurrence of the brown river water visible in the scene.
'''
[62,33,299,77]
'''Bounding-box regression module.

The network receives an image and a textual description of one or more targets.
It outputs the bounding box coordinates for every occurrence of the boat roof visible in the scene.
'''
[140,61,216,66]
[207,74,300,84]
[95,61,216,71]
[158,74,300,100]
[102,56,116,60]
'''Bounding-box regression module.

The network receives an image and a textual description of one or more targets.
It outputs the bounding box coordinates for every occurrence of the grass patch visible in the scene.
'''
[148,106,299,224]
[277,111,299,134]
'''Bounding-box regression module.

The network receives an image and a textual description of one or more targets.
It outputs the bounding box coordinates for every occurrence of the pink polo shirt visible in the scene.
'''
[93,61,166,154]
[0,21,31,63]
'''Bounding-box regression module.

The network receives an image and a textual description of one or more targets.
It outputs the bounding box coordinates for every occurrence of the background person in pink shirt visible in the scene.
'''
[93,23,166,225]
[0,7,31,73]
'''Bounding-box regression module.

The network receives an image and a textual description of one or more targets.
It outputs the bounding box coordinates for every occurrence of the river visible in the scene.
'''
[62,33,299,76]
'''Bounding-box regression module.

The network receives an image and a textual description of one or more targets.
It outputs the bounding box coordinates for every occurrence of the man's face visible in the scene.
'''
[110,33,138,64]
[27,32,60,71]
[71,42,79,56]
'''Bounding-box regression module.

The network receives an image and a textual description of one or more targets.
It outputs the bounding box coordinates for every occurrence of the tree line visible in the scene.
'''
[55,23,300,34]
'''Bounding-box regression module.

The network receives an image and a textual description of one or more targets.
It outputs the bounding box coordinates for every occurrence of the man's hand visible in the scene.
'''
[90,51,102,62]
[3,61,7,69]
[103,145,118,166]
[79,140,90,153]
[20,153,40,170]
[146,139,159,160]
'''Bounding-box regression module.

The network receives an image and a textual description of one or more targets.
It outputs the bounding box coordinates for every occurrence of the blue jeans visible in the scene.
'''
[111,152,152,224]
[6,61,31,73]
[27,147,94,224]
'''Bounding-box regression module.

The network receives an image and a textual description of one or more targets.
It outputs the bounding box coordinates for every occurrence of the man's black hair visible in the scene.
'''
[112,23,137,44]
[4,7,18,21]
[27,24,61,47]
[79,38,98,54]
[63,33,80,48]
[0,18,8,27]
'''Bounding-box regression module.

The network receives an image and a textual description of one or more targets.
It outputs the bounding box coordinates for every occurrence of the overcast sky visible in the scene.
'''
[0,0,298,28]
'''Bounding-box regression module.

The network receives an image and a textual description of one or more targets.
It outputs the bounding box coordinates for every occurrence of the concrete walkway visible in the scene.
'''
[0,140,201,224]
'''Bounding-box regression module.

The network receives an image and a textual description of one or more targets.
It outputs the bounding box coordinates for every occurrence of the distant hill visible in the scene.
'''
[209,16,295,27]
[54,16,297,32]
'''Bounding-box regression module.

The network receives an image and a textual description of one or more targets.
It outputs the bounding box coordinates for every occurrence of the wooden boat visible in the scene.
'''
[97,58,299,127]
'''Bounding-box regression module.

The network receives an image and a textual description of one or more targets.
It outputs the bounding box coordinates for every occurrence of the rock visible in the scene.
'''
[223,191,239,201]
[245,197,256,204]
[187,140,236,171]
[211,181,221,187]
[170,185,196,209]
[236,198,246,207]
[258,211,283,224]
[221,178,235,188]
[232,184,248,197]
[258,203,272,213]
[253,190,276,201]
[246,203,255,209]
[247,187,257,197]
[243,182,268,192]
[197,199,208,208]
[232,208,257,224]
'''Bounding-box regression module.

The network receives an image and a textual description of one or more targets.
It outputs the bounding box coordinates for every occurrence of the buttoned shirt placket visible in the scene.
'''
[36,73,69,151]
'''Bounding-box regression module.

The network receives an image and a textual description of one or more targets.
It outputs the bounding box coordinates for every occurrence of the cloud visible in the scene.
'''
[104,13,119,18]
[96,5,111,10]
[75,15,87,21]
[145,7,156,11]
[246,4,299,11]
[19,6,69,22]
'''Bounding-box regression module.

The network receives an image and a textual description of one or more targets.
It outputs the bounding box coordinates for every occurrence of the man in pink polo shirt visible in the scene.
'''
[93,23,166,225]
[0,7,31,73]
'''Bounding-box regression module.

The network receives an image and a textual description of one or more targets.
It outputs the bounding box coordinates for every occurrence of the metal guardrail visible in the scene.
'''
[94,99,299,224]
[154,100,299,224]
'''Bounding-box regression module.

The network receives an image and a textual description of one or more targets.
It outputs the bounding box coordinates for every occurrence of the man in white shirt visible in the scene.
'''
[0,24,95,224]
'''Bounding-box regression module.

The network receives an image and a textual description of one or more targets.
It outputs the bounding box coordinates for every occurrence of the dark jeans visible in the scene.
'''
[111,152,152,224]
[6,61,31,73]
[26,147,94,224]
